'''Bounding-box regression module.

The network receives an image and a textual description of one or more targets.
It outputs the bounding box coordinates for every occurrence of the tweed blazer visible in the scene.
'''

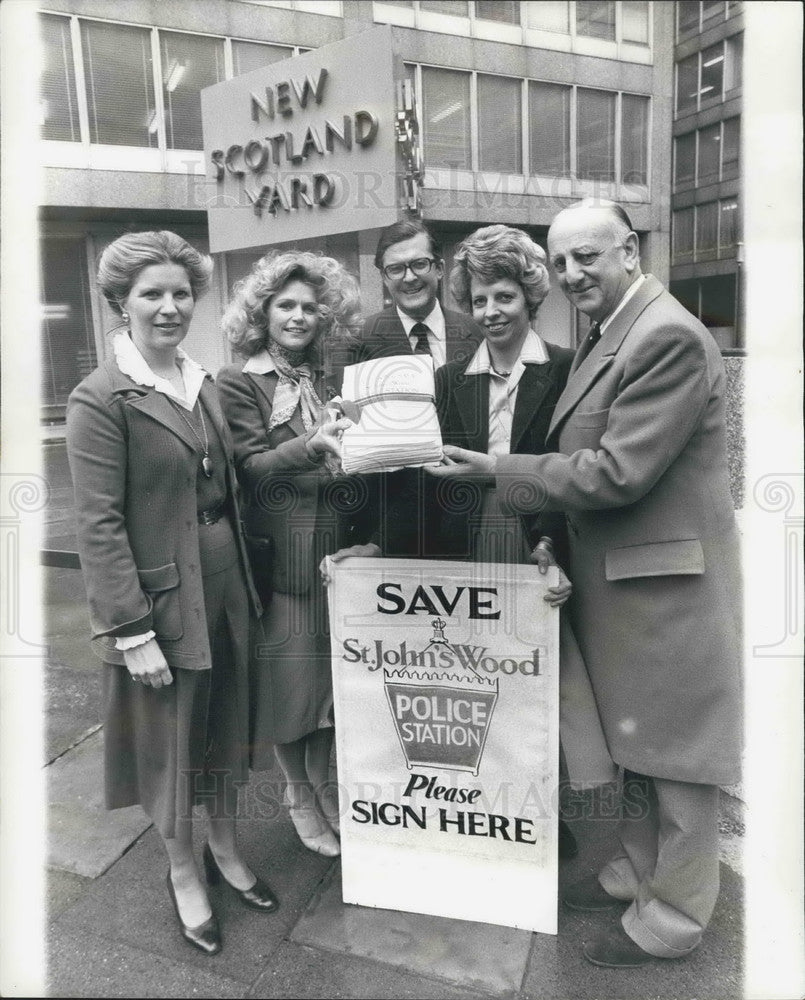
[216,362,365,596]
[497,275,742,785]
[434,339,574,560]
[66,357,260,670]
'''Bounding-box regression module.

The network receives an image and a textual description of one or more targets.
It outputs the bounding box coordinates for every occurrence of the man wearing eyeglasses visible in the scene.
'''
[343,219,482,559]
[357,218,482,369]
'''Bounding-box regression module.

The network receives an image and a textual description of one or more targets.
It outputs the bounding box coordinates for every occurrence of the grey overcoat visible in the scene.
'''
[497,276,742,785]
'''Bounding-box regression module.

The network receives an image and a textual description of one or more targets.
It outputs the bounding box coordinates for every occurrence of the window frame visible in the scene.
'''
[416,60,650,201]
[372,1,653,61]
[39,12,307,172]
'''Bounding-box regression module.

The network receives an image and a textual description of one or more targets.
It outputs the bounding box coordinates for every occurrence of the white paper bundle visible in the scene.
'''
[339,354,443,474]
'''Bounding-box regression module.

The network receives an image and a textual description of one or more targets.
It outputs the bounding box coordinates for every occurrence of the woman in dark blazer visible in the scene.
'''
[217,251,370,859]
[66,231,277,958]
[432,225,616,855]
[434,225,575,570]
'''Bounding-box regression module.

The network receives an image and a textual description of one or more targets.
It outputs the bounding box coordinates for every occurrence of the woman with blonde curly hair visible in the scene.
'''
[217,250,376,857]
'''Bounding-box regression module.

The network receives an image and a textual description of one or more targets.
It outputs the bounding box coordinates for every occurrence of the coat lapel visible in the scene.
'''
[510,363,553,453]
[106,361,200,455]
[548,275,665,439]
[453,371,489,452]
[247,369,309,439]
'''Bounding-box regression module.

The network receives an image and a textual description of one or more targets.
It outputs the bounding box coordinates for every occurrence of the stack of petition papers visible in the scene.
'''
[339,354,444,474]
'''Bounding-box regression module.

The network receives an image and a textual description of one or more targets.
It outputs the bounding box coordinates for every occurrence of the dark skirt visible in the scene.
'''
[250,589,334,763]
[102,517,250,838]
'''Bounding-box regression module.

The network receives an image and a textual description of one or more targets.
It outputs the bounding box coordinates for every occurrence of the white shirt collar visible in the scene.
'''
[113,332,207,410]
[242,348,277,375]
[396,301,445,341]
[599,273,646,335]
[465,328,550,376]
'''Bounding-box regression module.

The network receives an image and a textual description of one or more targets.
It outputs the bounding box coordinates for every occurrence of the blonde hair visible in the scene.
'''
[450,225,550,319]
[222,250,362,357]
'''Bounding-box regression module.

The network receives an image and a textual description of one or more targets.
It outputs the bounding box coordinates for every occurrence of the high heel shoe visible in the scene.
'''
[288,805,340,857]
[165,873,221,956]
[202,843,279,913]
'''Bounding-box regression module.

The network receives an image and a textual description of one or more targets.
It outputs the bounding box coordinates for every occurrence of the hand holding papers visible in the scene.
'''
[339,355,443,474]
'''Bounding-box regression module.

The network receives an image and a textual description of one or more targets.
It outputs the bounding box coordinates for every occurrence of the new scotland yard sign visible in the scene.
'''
[201,26,401,252]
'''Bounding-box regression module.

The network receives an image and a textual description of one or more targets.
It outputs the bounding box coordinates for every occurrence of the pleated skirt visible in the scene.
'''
[102,517,250,838]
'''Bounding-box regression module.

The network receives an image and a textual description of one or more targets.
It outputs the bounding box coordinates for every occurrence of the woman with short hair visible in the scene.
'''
[67,231,278,958]
[433,225,616,855]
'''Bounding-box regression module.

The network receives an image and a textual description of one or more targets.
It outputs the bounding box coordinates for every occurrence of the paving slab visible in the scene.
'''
[55,811,337,987]
[47,925,248,999]
[47,867,94,922]
[43,563,99,762]
[247,938,492,1000]
[291,862,533,996]
[47,730,151,877]
[522,810,744,1000]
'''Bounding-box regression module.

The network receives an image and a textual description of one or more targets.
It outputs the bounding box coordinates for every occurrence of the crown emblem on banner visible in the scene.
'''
[383,621,498,776]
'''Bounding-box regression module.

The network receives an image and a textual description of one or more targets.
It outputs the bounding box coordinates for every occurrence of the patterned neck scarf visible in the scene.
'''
[267,340,325,432]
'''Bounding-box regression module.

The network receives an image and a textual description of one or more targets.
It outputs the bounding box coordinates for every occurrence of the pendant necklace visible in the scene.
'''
[169,398,213,478]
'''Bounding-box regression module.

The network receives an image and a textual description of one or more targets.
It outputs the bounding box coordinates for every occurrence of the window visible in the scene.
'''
[421,1,469,14]
[725,33,743,92]
[696,201,719,260]
[474,1,519,24]
[697,123,721,186]
[676,54,698,114]
[81,20,157,147]
[701,1,725,30]
[621,1,649,44]
[477,75,521,173]
[677,1,700,36]
[525,1,569,32]
[672,274,739,350]
[700,274,737,336]
[672,207,695,264]
[422,67,471,169]
[576,1,616,41]
[529,81,570,176]
[621,93,649,184]
[699,42,724,103]
[232,40,294,76]
[577,88,616,181]
[40,14,80,141]
[40,237,96,410]
[674,132,696,186]
[721,117,740,178]
[160,31,225,150]
[719,197,740,252]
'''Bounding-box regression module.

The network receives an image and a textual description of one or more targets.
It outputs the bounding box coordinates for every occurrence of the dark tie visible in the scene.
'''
[577,322,601,365]
[410,322,432,355]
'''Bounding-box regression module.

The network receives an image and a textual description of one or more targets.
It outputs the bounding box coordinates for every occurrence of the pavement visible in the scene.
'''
[40,439,746,999]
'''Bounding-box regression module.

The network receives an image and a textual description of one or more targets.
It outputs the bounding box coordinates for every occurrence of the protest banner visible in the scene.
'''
[327,557,560,933]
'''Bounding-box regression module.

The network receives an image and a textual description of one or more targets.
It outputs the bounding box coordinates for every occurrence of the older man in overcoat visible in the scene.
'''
[429,200,742,968]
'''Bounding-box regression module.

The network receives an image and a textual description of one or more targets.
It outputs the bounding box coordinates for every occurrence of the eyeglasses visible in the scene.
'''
[381,257,436,281]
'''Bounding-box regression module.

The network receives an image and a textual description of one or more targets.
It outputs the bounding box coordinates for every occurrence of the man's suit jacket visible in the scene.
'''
[66,358,260,669]
[340,305,484,557]
[356,305,483,367]
[434,340,574,560]
[497,275,742,786]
